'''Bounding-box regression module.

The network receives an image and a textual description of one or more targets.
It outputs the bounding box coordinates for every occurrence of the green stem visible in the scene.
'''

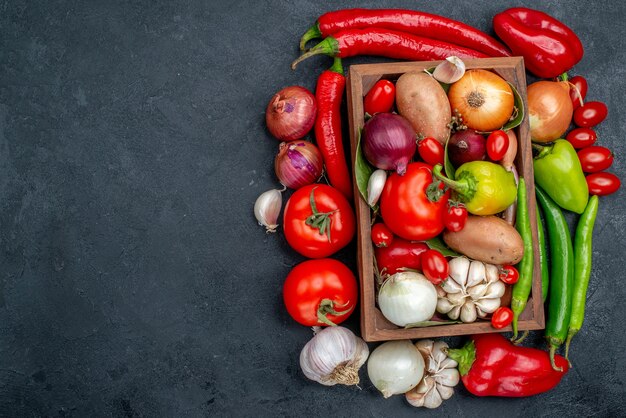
[431,164,473,197]
[559,72,569,82]
[299,23,322,51]
[317,299,351,326]
[446,340,476,376]
[329,57,343,75]
[532,142,553,159]
[547,337,564,372]
[305,187,337,242]
[565,328,578,362]
[291,37,339,70]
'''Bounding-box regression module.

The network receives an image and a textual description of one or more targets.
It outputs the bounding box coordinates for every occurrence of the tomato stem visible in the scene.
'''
[317,298,351,326]
[305,187,338,242]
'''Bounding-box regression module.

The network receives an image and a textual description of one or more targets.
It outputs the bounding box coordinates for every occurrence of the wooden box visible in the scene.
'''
[346,57,544,342]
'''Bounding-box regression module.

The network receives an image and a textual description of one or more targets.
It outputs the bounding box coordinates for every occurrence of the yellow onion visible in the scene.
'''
[448,69,514,132]
[527,81,573,143]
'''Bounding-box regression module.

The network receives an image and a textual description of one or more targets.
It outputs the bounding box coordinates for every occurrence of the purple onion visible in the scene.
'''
[363,113,416,175]
[274,140,323,189]
[448,129,486,167]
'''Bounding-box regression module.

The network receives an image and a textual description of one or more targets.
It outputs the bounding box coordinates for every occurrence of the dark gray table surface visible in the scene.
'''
[1,0,625,416]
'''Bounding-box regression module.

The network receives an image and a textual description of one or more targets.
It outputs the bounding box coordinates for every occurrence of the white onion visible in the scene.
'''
[367,340,424,398]
[378,272,437,327]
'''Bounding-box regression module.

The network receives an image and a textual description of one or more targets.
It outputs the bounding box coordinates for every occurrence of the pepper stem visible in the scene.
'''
[291,37,339,70]
[430,164,474,201]
[445,340,476,376]
[317,299,351,327]
[329,57,343,75]
[299,23,322,51]
[547,337,564,372]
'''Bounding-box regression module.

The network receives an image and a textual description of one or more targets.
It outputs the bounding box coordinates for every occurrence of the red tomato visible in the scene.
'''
[491,307,514,329]
[499,265,519,285]
[374,238,429,276]
[380,162,449,241]
[417,137,445,166]
[573,101,608,128]
[577,146,614,173]
[568,75,588,109]
[421,250,449,285]
[586,172,621,196]
[566,128,597,149]
[364,80,395,115]
[371,223,394,248]
[444,203,467,232]
[283,258,357,326]
[283,184,355,258]
[486,130,509,161]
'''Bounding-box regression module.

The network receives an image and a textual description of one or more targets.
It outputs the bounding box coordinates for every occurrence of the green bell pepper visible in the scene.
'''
[533,139,588,214]
[431,162,517,215]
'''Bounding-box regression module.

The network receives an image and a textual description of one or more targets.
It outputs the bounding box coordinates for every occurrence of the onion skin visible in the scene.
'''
[363,113,417,175]
[528,81,573,143]
[274,140,323,189]
[448,130,486,167]
[266,86,317,141]
[448,69,514,132]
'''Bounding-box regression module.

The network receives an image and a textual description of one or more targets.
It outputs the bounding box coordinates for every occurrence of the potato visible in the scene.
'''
[443,215,524,265]
[396,71,451,145]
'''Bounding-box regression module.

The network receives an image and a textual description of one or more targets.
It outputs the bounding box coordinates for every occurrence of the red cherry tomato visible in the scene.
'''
[421,249,449,285]
[417,137,445,166]
[491,307,514,329]
[577,146,614,173]
[499,265,520,285]
[371,223,394,248]
[380,163,449,241]
[364,80,395,115]
[283,184,355,258]
[486,130,510,161]
[568,75,588,109]
[573,101,608,128]
[374,238,429,276]
[586,172,621,196]
[444,203,468,232]
[566,128,597,149]
[283,258,357,327]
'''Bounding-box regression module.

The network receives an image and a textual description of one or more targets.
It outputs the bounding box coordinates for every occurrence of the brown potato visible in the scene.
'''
[443,215,524,265]
[396,71,451,145]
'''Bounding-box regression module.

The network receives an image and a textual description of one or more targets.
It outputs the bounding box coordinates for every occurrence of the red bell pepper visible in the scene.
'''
[447,334,569,397]
[493,7,584,78]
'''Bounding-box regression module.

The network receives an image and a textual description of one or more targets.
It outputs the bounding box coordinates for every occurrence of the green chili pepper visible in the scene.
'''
[533,139,589,214]
[511,177,534,341]
[536,186,574,371]
[565,195,599,360]
[536,205,550,303]
[431,162,517,216]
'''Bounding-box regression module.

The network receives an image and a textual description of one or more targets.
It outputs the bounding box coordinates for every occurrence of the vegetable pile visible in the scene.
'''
[253,6,620,408]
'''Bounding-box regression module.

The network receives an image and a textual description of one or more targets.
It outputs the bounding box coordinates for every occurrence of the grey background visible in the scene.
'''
[1,0,624,416]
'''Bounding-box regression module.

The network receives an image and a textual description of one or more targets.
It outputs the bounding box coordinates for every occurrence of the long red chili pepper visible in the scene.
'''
[314,58,352,201]
[300,8,511,57]
[292,28,488,70]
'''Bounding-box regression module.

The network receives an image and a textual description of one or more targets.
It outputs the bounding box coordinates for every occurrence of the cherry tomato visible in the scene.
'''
[421,249,449,285]
[586,172,621,196]
[499,265,519,285]
[283,258,357,327]
[486,130,510,161]
[380,163,449,241]
[573,101,608,128]
[566,127,597,149]
[577,146,614,173]
[568,75,588,109]
[283,184,355,258]
[444,203,468,232]
[364,79,395,115]
[371,223,394,248]
[417,137,445,166]
[374,238,429,276]
[491,307,514,329]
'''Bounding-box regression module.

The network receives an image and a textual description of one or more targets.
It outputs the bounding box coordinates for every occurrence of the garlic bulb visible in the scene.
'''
[254,188,283,233]
[437,257,504,323]
[406,339,460,409]
[432,56,466,84]
[367,169,387,207]
[299,326,369,386]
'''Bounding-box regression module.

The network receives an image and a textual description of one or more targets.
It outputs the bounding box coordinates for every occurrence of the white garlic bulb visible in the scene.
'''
[432,56,466,84]
[367,169,387,207]
[406,339,460,409]
[437,257,503,323]
[299,326,369,386]
[254,188,283,233]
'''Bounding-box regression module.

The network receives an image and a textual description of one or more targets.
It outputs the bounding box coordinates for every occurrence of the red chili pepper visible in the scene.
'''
[314,58,352,200]
[300,8,511,57]
[447,334,569,397]
[493,7,584,78]
[292,28,487,70]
